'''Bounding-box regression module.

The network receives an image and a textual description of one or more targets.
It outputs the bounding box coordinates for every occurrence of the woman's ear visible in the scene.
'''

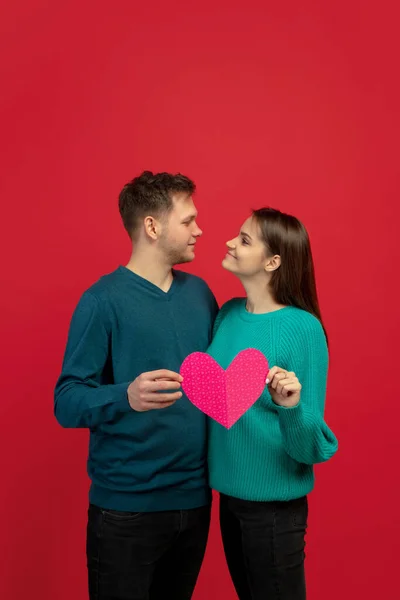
[265,254,281,273]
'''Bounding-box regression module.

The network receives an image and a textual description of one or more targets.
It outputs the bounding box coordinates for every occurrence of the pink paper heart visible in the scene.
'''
[180,349,269,429]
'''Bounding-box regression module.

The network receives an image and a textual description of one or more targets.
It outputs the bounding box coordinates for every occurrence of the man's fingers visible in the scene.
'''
[147,380,182,393]
[145,369,183,382]
[146,391,183,403]
[152,401,177,410]
[138,400,177,412]
[143,393,181,410]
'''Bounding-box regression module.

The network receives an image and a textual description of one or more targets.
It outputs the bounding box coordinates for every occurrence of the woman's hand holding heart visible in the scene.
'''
[266,366,301,408]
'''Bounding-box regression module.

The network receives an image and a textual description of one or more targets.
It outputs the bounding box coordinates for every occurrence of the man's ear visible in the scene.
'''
[143,215,162,241]
[264,254,281,273]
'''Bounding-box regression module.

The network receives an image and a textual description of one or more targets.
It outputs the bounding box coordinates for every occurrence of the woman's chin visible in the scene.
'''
[222,257,235,272]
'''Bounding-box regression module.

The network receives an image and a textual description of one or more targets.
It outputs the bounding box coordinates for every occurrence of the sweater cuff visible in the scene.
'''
[275,401,306,428]
[112,382,133,413]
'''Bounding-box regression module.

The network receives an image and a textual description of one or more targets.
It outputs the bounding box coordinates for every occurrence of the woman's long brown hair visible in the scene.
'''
[252,207,328,343]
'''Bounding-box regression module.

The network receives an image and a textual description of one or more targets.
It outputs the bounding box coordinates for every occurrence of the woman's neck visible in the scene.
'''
[241,279,286,314]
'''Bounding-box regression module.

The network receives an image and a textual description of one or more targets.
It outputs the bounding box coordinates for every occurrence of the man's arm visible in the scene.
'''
[54,292,184,428]
[54,292,132,428]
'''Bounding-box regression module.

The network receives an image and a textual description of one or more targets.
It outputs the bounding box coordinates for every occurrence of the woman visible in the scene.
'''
[207,207,338,600]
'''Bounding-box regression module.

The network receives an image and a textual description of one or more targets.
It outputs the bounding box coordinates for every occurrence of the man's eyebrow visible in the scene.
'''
[182,213,198,222]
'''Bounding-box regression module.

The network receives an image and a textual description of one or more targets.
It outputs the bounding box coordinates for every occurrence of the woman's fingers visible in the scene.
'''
[277,379,302,397]
[267,371,301,396]
[269,371,287,389]
[266,366,292,384]
[266,366,282,382]
[267,368,299,390]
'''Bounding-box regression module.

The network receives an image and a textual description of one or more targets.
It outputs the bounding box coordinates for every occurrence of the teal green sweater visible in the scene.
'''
[207,298,338,502]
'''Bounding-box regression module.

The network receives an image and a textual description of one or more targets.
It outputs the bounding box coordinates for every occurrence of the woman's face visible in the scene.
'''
[222,216,271,277]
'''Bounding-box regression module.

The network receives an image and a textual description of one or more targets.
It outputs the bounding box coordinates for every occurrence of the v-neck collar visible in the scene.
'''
[117,266,179,298]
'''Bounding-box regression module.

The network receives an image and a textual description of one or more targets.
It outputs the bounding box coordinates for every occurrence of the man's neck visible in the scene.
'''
[125,247,174,293]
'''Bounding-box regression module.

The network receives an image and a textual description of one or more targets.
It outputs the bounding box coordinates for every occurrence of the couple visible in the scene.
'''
[54,170,338,600]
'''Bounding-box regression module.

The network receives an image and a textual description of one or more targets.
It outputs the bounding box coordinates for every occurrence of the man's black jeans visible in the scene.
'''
[87,503,211,600]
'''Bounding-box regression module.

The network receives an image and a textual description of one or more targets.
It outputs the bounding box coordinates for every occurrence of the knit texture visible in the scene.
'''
[207,298,338,501]
[54,266,218,511]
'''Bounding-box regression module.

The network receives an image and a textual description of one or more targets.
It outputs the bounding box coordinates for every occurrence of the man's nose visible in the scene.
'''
[194,223,203,237]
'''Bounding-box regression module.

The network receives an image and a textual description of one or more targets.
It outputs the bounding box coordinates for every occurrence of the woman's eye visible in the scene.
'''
[241,238,248,245]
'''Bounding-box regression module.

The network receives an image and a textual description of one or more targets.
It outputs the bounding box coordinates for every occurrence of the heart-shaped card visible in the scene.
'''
[180,349,269,429]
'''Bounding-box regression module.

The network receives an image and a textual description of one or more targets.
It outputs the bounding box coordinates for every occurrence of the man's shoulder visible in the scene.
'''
[81,268,122,302]
[175,270,213,294]
[220,297,244,313]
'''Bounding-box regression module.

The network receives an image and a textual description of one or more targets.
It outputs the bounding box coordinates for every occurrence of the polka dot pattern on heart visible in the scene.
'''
[180,349,269,429]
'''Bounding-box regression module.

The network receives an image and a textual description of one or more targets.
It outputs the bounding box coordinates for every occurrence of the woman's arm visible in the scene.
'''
[271,316,338,465]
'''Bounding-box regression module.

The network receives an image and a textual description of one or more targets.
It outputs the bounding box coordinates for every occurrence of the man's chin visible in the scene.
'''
[173,253,195,266]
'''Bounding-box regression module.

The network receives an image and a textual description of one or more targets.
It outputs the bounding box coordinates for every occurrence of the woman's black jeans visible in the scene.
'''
[220,493,308,600]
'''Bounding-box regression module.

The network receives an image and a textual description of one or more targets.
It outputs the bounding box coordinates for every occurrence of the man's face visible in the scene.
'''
[159,193,202,265]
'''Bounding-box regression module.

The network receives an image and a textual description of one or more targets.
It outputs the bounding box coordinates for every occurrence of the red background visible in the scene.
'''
[1,1,399,598]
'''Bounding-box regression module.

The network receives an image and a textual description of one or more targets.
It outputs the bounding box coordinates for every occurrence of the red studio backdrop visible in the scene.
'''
[1,1,399,599]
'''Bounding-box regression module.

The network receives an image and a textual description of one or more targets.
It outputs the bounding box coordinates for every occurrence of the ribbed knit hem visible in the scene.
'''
[89,483,211,512]
[209,476,315,502]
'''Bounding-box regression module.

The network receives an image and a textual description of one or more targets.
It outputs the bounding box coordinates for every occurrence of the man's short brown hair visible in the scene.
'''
[118,171,196,238]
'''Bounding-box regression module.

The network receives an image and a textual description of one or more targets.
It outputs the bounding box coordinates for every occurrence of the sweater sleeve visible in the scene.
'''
[205,283,219,332]
[212,298,240,337]
[275,316,338,465]
[212,308,225,337]
[54,292,132,429]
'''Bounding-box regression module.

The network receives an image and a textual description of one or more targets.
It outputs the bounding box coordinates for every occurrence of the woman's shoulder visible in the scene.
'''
[281,306,325,335]
[280,308,327,356]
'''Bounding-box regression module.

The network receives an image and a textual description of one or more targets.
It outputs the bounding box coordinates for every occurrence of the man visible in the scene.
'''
[54,171,218,600]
